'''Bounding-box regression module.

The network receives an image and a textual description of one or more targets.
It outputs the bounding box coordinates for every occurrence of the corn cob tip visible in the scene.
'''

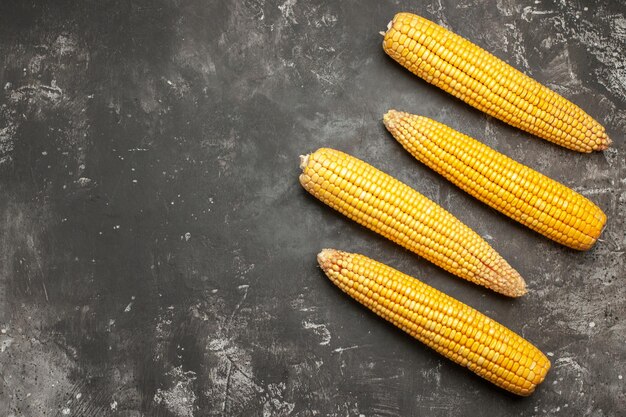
[317,248,339,270]
[482,261,527,298]
[478,256,527,297]
[382,109,405,129]
[299,154,310,170]
[482,253,528,298]
[505,275,527,297]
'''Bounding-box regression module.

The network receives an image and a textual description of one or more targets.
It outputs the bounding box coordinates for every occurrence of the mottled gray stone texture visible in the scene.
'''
[0,0,624,416]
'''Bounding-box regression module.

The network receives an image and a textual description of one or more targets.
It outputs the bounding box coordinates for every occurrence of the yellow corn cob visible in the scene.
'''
[384,110,607,250]
[382,12,610,153]
[300,148,526,297]
[318,249,551,396]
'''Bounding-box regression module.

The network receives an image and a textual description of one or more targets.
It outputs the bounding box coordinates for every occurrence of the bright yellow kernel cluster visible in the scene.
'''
[382,13,610,153]
[384,110,607,250]
[300,148,526,297]
[318,249,551,396]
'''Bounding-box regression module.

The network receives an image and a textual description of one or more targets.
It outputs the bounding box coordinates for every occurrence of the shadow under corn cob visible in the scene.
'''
[318,249,551,396]
[384,110,607,250]
[382,12,611,153]
[300,148,526,297]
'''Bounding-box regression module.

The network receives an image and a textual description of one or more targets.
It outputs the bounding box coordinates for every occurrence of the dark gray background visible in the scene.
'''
[0,0,624,416]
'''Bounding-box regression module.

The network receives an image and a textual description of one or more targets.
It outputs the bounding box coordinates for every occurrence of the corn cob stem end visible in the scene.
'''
[379,20,393,43]
[299,154,310,170]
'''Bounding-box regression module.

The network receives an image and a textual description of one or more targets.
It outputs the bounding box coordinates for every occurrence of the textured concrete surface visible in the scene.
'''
[0,0,624,416]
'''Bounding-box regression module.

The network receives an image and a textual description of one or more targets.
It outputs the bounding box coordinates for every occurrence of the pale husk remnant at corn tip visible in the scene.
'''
[383,109,607,250]
[318,249,551,396]
[382,12,611,153]
[300,148,527,297]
